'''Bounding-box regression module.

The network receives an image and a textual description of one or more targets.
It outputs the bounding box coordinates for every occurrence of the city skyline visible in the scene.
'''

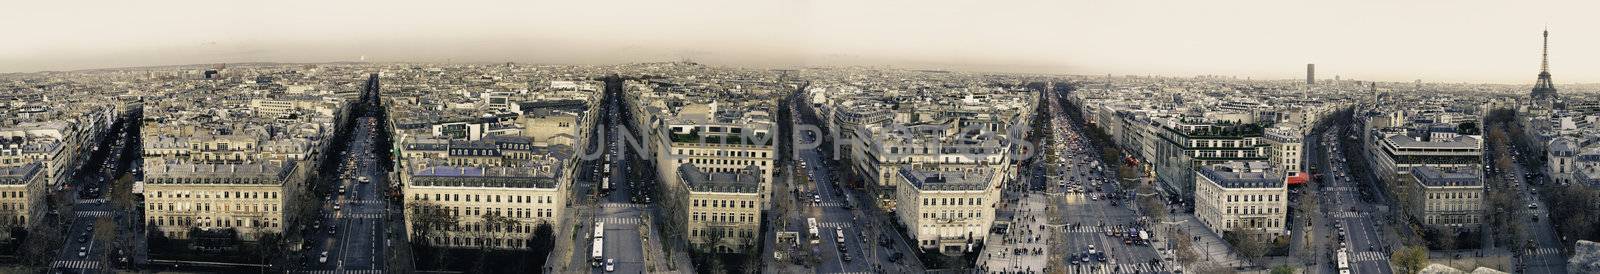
[5,0,1600,84]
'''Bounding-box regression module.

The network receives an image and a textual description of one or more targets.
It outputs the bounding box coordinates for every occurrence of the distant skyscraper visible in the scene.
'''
[1530,28,1559,104]
[1306,64,1315,85]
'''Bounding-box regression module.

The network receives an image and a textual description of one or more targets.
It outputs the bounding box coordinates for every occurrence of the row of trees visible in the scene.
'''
[408,200,556,273]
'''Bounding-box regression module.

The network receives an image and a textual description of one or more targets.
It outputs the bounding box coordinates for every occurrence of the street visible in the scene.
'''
[1040,84,1170,274]
[302,116,388,272]
[1315,127,1392,274]
[52,110,142,273]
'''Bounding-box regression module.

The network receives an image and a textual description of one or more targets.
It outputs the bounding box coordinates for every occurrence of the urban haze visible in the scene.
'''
[1,1,1599,274]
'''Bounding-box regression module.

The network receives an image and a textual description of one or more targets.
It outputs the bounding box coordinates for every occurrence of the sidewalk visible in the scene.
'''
[639,211,692,274]
[1166,214,1251,270]
[979,194,1051,273]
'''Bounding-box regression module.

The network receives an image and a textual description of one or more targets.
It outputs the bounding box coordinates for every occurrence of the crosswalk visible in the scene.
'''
[597,216,643,225]
[76,211,112,217]
[827,272,869,274]
[345,200,386,206]
[51,260,100,269]
[1061,226,1106,233]
[817,221,852,229]
[816,202,845,207]
[1057,262,1174,274]
[298,270,384,274]
[1351,251,1387,262]
[1330,211,1367,218]
[1528,247,1562,257]
[325,213,384,219]
[76,198,107,204]
[601,203,644,209]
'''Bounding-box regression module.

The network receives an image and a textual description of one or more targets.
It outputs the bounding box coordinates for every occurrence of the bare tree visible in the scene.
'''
[406,200,459,243]
[92,217,116,268]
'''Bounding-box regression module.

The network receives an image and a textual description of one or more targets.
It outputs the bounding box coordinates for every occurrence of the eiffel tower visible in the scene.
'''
[1530,28,1559,105]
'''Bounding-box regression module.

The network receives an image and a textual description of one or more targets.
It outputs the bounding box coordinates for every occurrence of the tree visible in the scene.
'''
[467,211,518,273]
[252,231,285,269]
[525,222,555,273]
[1271,265,1297,274]
[1223,231,1268,260]
[92,217,116,267]
[1390,245,1428,274]
[406,200,459,243]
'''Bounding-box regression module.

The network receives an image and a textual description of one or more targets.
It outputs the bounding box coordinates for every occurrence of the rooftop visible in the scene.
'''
[899,166,993,191]
[1411,166,1483,187]
[677,164,761,193]
[1198,161,1284,189]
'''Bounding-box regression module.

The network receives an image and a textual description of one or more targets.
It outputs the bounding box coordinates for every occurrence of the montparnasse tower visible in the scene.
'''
[1530,28,1559,105]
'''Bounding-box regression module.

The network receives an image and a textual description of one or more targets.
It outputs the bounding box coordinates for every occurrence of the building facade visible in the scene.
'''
[142,161,303,240]
[1405,167,1484,230]
[892,166,1001,254]
[1193,162,1288,238]
[660,164,763,253]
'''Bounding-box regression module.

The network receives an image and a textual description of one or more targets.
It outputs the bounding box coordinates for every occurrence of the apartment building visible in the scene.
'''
[1193,161,1288,238]
[1369,123,1482,183]
[1264,126,1304,178]
[660,164,763,253]
[1404,167,1484,230]
[647,103,776,210]
[0,163,46,239]
[1151,119,1270,197]
[404,163,566,249]
[892,165,1002,254]
[142,160,304,240]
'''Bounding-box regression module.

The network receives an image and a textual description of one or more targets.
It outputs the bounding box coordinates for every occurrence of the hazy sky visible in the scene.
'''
[3,0,1597,84]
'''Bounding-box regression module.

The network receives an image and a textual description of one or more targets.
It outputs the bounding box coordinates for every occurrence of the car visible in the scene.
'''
[1528,203,1538,209]
[78,235,88,243]
[78,247,87,258]
[319,251,329,263]
[604,258,616,272]
[334,204,342,211]
[842,253,853,261]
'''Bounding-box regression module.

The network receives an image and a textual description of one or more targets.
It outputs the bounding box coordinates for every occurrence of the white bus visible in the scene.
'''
[807,218,820,244]
[591,222,606,266]
[1336,248,1350,273]
[601,177,611,191]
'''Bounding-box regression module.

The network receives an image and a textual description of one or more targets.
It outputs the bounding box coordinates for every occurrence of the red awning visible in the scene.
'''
[1286,172,1310,185]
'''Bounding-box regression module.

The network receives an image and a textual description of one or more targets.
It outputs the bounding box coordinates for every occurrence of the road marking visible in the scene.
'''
[601,203,644,209]
[76,198,108,204]
[75,211,112,217]
[1351,251,1387,262]
[1529,247,1561,257]
[345,200,386,206]
[325,213,384,219]
[1330,211,1367,218]
[597,216,642,225]
[1060,261,1171,274]
[297,270,384,274]
[818,222,852,229]
[51,260,101,269]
